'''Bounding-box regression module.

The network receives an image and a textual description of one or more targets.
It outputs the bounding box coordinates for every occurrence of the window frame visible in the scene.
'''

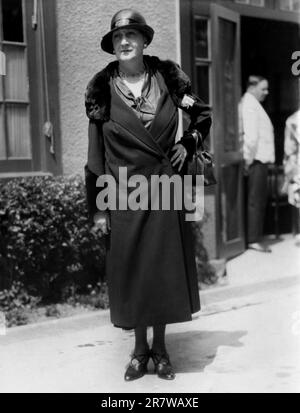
[277,0,300,11]
[220,0,300,18]
[0,0,33,171]
[0,0,62,176]
[235,0,266,7]
[194,16,212,107]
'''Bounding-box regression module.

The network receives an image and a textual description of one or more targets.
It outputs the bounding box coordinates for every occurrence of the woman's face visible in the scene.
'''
[112,28,145,62]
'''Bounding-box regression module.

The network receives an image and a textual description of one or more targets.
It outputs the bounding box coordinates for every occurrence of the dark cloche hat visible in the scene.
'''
[101,9,154,54]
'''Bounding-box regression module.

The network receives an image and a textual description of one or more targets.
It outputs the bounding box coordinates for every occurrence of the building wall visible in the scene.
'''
[55,0,180,175]
[55,0,218,258]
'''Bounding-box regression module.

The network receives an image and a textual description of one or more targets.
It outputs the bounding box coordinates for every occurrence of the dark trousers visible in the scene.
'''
[247,161,269,243]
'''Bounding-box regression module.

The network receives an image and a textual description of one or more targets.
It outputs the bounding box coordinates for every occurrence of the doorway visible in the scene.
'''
[240,17,300,236]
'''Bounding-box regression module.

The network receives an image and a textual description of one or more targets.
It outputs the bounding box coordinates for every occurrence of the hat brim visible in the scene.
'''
[101,24,154,54]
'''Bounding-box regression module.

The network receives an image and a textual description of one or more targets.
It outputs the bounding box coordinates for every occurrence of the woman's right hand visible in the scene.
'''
[91,211,111,235]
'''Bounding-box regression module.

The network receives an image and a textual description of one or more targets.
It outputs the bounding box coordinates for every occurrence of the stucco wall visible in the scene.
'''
[56,0,180,175]
[202,192,217,259]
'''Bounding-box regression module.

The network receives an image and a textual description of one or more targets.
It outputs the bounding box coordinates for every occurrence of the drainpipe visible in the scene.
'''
[31,0,55,155]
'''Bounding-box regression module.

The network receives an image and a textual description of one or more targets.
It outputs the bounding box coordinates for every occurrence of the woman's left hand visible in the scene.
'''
[170,143,188,172]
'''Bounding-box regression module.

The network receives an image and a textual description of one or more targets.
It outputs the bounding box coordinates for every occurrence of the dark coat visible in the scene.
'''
[85,56,212,329]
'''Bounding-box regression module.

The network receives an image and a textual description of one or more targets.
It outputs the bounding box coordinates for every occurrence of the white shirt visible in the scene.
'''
[283,110,300,207]
[239,92,275,165]
[123,77,145,98]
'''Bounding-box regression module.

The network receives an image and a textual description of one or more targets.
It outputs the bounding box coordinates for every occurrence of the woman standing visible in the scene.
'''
[283,109,300,244]
[85,9,211,381]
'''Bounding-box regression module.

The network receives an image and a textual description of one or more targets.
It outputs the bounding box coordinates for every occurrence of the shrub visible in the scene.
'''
[0,281,40,327]
[191,220,217,286]
[66,282,109,309]
[0,175,106,301]
[0,174,216,316]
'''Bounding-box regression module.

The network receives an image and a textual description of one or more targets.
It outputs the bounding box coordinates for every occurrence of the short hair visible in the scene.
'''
[246,75,267,89]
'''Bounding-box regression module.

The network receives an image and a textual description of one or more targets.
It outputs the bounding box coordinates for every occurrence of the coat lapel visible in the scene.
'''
[148,72,177,142]
[109,76,177,161]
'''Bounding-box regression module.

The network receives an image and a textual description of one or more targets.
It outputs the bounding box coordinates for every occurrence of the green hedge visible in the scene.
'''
[0,175,216,306]
[0,175,106,301]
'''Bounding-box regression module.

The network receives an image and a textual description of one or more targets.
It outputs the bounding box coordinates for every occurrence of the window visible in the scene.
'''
[235,0,265,6]
[278,0,300,10]
[2,0,24,42]
[0,0,61,175]
[0,0,31,168]
[194,17,211,105]
[193,16,212,150]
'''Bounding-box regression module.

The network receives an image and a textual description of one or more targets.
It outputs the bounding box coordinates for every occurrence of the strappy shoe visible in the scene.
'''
[150,350,175,380]
[124,352,150,381]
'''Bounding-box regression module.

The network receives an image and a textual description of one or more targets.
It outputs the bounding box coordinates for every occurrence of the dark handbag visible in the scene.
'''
[183,131,217,187]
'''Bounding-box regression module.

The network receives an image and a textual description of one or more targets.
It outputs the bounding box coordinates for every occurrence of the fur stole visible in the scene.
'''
[85,55,192,122]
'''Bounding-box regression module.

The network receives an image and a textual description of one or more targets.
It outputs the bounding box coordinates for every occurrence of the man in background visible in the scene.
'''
[283,109,300,245]
[240,75,275,252]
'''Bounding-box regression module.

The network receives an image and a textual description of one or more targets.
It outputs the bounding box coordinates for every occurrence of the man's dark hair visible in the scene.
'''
[246,75,267,89]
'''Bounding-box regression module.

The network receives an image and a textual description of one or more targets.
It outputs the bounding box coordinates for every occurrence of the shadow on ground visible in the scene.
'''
[165,330,247,373]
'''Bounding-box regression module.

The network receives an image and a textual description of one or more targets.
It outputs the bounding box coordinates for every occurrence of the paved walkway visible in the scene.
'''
[0,234,299,393]
[226,234,300,286]
[199,234,299,310]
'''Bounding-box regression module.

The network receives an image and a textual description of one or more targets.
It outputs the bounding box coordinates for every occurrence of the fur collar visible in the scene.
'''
[85,55,191,122]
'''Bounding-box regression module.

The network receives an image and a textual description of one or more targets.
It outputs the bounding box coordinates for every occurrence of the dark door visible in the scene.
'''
[211,3,245,258]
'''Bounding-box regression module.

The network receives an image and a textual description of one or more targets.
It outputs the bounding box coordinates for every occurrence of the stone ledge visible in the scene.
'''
[0,172,53,180]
